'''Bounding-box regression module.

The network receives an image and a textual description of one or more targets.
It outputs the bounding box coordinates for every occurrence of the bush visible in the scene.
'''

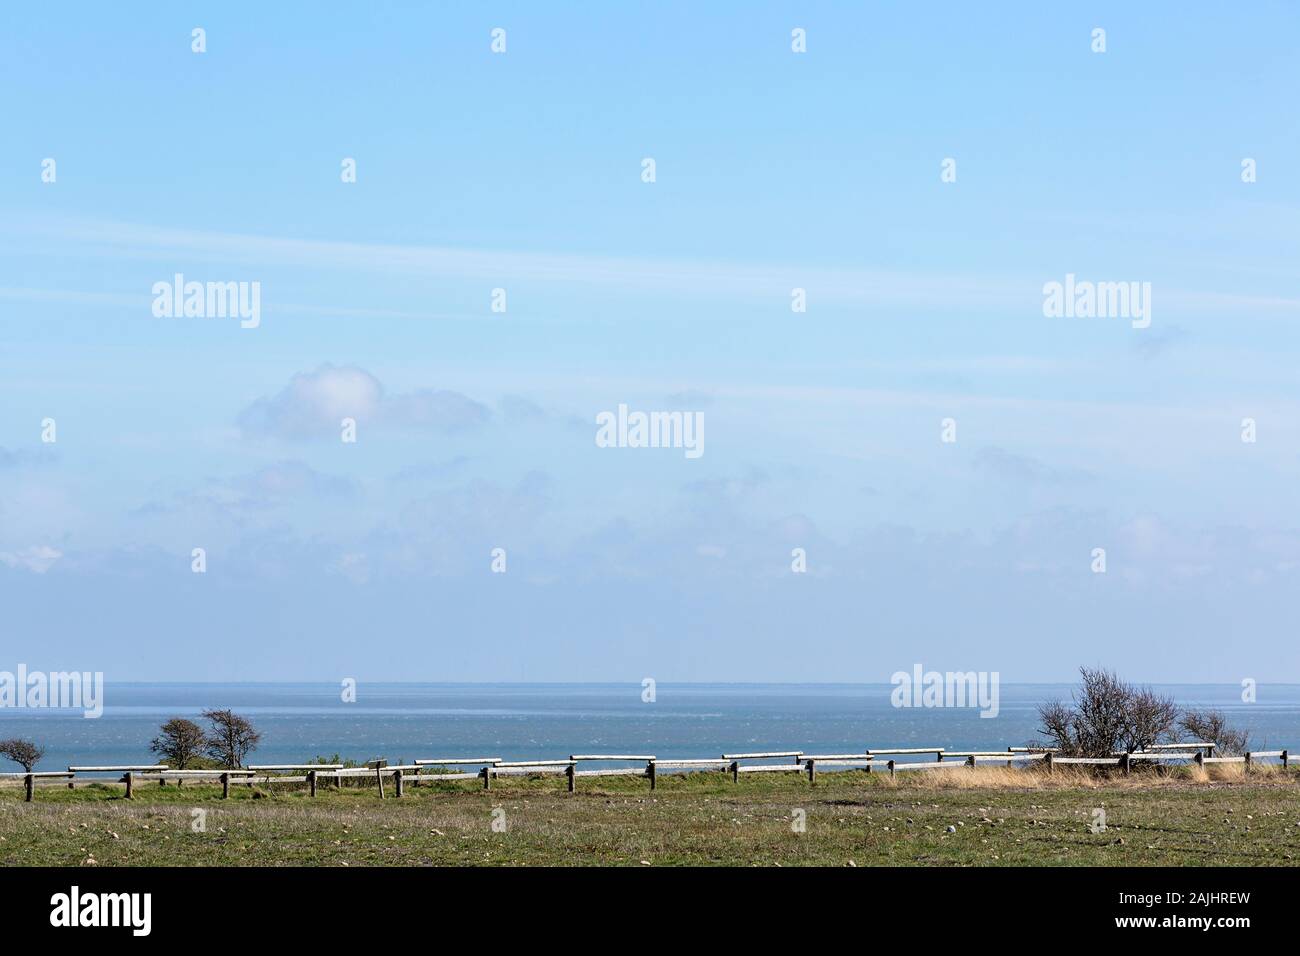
[149,718,206,769]
[0,738,45,772]
[202,709,262,768]
[1038,667,1178,756]
[1179,709,1249,756]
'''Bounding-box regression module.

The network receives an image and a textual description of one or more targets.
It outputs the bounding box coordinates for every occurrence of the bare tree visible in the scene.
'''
[1072,668,1133,755]
[0,738,45,772]
[1037,700,1074,750]
[1179,709,1249,756]
[1037,667,1178,757]
[150,718,207,769]
[202,709,262,768]
[1123,687,1180,753]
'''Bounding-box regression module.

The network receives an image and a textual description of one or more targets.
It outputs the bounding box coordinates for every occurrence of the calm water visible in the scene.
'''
[2,683,1298,771]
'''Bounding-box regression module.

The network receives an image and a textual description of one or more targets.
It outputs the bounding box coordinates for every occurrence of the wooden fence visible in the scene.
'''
[3,744,1293,801]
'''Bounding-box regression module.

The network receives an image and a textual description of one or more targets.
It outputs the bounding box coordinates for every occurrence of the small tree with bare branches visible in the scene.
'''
[150,718,207,769]
[1037,667,1178,757]
[0,738,45,772]
[1124,686,1181,754]
[202,709,261,768]
[1179,709,1250,756]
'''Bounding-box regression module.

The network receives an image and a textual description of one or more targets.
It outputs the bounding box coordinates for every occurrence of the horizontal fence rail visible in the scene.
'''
[570,754,656,761]
[945,751,1024,758]
[68,765,168,772]
[721,751,803,760]
[888,760,955,773]
[1126,752,1198,760]
[798,753,871,761]
[4,744,1293,801]
[247,764,344,771]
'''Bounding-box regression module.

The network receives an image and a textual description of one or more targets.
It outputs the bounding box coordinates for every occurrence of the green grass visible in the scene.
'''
[2,769,1298,866]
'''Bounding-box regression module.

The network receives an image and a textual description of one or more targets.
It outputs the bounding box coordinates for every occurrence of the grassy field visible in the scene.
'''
[2,766,1298,866]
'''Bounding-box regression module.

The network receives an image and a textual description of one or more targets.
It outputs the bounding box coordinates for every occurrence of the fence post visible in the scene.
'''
[730,761,739,784]
[309,770,317,797]
[24,773,34,802]
[124,772,134,799]
[1244,751,1252,771]
[481,766,492,791]
[1044,752,1053,774]
[394,769,404,798]
[68,767,75,790]
[806,758,816,784]
[566,764,575,793]
[1283,749,1289,769]
[376,766,385,799]
[1194,751,1204,769]
[888,759,896,779]
[221,772,230,799]
[1121,753,1131,775]
[648,761,656,791]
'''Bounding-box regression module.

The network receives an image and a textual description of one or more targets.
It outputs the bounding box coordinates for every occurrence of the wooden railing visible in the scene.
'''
[4,745,1292,801]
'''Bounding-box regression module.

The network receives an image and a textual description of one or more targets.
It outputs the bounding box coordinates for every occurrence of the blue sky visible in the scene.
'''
[1,3,1298,681]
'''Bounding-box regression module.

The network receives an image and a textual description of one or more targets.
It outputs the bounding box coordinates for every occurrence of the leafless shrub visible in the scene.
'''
[150,717,207,769]
[0,738,46,772]
[1179,709,1250,756]
[1037,701,1073,751]
[1125,687,1181,753]
[1037,667,1178,757]
[202,709,262,768]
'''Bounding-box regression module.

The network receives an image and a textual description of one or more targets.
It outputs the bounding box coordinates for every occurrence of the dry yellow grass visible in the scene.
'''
[897,763,1289,790]
[1186,762,1277,783]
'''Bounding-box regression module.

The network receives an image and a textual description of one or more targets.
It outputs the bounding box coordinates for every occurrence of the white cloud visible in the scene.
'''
[0,545,63,574]
[238,365,381,439]
[238,364,490,440]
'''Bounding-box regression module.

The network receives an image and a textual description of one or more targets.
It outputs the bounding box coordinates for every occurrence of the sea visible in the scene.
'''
[2,682,1298,772]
